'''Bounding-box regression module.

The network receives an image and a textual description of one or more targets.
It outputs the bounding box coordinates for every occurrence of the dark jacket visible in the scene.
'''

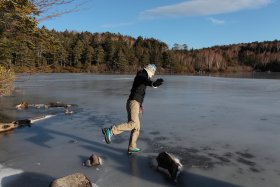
[128,69,153,105]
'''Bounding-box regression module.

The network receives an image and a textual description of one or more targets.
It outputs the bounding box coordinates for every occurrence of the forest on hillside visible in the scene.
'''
[1,0,280,74]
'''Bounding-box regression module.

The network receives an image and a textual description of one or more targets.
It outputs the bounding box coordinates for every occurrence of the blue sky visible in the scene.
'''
[39,0,280,49]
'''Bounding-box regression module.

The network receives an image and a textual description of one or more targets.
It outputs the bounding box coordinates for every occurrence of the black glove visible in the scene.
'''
[153,78,164,87]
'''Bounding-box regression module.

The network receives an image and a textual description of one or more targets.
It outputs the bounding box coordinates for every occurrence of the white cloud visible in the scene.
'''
[140,0,271,19]
[207,17,225,24]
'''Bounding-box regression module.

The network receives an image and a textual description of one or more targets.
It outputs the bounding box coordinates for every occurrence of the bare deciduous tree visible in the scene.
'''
[30,0,88,21]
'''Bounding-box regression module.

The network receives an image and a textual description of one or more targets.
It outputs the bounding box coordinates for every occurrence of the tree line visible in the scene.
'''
[173,41,280,73]
[1,0,280,74]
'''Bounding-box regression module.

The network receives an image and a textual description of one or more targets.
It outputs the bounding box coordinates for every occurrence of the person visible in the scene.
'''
[102,64,164,154]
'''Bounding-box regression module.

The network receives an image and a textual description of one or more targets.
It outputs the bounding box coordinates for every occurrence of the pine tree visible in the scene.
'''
[0,0,38,67]
[93,45,105,65]
[103,39,115,70]
[84,46,94,70]
[72,40,84,68]
[114,49,128,71]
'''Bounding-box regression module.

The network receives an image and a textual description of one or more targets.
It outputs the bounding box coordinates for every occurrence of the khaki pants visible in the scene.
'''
[111,100,140,150]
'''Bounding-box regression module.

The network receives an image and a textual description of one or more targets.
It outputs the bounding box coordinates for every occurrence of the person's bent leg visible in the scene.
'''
[111,100,140,136]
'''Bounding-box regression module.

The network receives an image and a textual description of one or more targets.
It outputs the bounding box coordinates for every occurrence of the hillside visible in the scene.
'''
[171,40,280,73]
[1,27,280,73]
[0,25,280,73]
[1,0,280,74]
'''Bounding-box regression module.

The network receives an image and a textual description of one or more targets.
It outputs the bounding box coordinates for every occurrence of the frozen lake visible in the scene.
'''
[0,73,280,187]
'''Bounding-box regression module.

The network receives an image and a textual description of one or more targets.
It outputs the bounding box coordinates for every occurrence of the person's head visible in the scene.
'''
[144,64,156,78]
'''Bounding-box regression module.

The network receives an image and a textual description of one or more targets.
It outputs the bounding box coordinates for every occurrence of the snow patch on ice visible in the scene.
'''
[0,164,23,187]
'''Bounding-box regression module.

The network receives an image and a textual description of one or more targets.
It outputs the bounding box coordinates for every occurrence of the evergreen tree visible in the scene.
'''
[93,45,105,65]
[103,39,116,70]
[114,49,128,71]
[84,46,94,70]
[0,0,38,67]
[72,40,84,68]
[140,51,150,67]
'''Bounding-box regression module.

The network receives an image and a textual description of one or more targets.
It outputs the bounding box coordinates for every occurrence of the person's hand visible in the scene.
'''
[153,78,164,87]
[140,105,144,113]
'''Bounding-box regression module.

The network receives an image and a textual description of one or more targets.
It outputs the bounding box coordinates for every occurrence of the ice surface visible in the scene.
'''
[0,73,280,187]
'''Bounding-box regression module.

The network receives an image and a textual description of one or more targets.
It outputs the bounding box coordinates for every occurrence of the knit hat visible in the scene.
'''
[144,64,156,78]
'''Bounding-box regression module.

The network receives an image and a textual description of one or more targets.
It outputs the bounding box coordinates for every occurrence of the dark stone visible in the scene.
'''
[156,152,183,180]
[84,154,102,167]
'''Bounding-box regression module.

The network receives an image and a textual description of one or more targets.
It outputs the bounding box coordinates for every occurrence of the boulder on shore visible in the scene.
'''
[49,172,92,187]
